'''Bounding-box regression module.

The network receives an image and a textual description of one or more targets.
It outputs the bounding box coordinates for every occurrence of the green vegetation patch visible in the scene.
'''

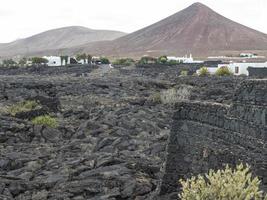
[112,58,135,66]
[179,164,267,200]
[198,66,210,76]
[7,100,40,116]
[31,115,58,128]
[215,66,233,76]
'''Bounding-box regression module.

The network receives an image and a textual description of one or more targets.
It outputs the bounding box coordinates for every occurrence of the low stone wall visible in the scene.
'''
[159,79,267,196]
[248,67,267,78]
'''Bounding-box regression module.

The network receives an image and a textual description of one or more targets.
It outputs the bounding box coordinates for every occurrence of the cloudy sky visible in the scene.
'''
[0,0,266,43]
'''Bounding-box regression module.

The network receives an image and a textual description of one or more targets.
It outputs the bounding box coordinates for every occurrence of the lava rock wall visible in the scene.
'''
[160,79,267,196]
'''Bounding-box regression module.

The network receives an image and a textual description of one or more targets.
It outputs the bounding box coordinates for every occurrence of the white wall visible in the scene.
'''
[218,62,267,76]
[43,56,62,67]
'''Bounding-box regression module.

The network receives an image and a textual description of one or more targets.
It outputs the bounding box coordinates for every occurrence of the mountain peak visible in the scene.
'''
[188,2,211,11]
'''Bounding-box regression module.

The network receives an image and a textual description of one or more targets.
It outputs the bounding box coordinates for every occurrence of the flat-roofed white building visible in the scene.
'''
[167,54,203,64]
[218,62,267,76]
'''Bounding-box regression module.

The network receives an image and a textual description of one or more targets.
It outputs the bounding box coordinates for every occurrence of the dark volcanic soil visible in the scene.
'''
[0,64,246,200]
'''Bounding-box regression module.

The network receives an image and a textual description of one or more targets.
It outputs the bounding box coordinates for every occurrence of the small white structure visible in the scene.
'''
[240,53,256,58]
[43,56,62,66]
[167,54,203,64]
[43,56,74,66]
[218,62,267,76]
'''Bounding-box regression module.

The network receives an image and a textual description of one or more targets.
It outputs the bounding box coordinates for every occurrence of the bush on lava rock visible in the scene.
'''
[179,164,267,200]
[215,66,233,76]
[198,67,210,76]
[31,115,58,128]
[6,100,41,116]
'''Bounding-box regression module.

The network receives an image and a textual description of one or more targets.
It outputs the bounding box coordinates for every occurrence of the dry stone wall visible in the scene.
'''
[160,79,267,196]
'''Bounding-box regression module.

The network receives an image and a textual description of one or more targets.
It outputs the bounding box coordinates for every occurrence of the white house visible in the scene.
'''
[167,54,203,64]
[43,56,62,66]
[218,62,267,76]
[43,56,74,66]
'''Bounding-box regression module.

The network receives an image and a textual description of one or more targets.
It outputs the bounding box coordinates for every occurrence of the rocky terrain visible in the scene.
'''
[0,64,250,199]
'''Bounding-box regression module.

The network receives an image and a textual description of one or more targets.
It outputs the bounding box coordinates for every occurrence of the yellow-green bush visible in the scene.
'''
[149,92,162,104]
[179,164,267,200]
[199,67,210,76]
[180,70,188,76]
[31,115,58,128]
[7,100,40,116]
[215,66,233,76]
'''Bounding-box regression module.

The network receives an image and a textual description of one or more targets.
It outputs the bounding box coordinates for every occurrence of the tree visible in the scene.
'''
[76,53,87,63]
[19,57,27,65]
[158,55,168,64]
[31,57,48,65]
[139,56,157,65]
[179,164,267,200]
[60,56,69,65]
[100,57,110,64]
[87,54,92,64]
[3,59,17,66]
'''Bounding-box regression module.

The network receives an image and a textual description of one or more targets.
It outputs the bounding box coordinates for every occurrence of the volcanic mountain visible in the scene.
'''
[76,2,267,57]
[1,3,267,57]
[0,26,126,57]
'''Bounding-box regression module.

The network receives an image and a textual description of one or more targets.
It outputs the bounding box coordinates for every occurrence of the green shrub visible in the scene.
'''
[31,115,58,128]
[180,70,188,76]
[149,92,162,104]
[31,57,48,65]
[179,164,267,200]
[167,60,179,65]
[3,59,17,66]
[158,56,168,64]
[112,58,134,66]
[100,57,110,64]
[138,56,157,65]
[7,100,40,116]
[215,66,233,76]
[198,67,210,76]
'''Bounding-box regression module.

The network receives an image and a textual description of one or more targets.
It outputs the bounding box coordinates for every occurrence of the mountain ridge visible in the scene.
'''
[0,26,126,57]
[1,2,267,57]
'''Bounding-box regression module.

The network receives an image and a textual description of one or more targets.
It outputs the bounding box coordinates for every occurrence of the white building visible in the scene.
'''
[167,54,203,64]
[240,53,256,58]
[218,62,267,76]
[43,56,74,66]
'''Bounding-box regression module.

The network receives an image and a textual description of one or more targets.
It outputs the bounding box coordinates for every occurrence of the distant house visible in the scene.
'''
[43,56,75,66]
[240,53,256,58]
[43,56,63,66]
[218,62,267,76]
[167,54,203,64]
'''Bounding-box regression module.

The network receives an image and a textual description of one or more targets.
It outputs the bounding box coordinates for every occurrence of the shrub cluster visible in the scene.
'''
[215,66,233,76]
[100,57,110,64]
[31,115,58,128]
[138,56,157,65]
[198,67,210,76]
[180,70,188,76]
[179,164,267,200]
[7,100,40,116]
[112,58,135,66]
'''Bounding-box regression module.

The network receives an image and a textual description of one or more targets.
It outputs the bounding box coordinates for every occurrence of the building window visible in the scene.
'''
[235,66,239,74]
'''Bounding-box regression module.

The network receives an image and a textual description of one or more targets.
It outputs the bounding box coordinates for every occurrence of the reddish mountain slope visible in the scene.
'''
[103,2,267,56]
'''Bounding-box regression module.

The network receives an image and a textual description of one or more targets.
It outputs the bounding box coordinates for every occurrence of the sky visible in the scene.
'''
[0,0,266,43]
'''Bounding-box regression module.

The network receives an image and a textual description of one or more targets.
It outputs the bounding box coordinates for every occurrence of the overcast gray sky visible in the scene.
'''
[0,0,266,43]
